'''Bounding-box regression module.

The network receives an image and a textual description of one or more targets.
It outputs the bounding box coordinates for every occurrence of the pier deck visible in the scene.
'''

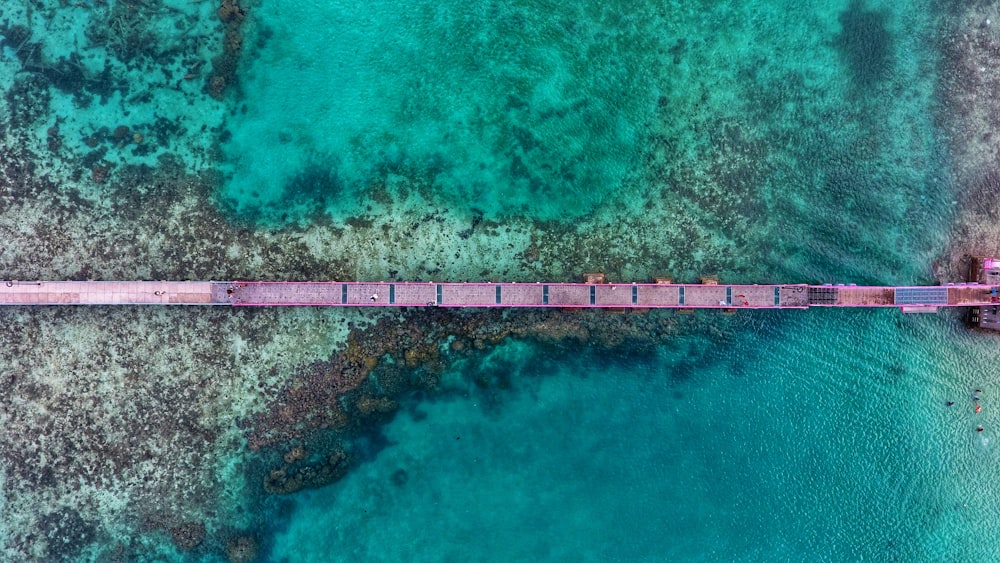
[0,281,216,305]
[2,280,999,312]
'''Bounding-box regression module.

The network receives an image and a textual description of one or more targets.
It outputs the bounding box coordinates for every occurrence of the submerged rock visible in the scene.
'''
[169,522,206,551]
[225,534,258,563]
[263,447,350,495]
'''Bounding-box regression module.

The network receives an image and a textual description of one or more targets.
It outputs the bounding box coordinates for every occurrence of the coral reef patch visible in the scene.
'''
[833,1,896,89]
[241,305,734,468]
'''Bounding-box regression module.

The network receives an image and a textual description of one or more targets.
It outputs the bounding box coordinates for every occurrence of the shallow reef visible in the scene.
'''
[933,3,1000,281]
[0,0,998,560]
[243,306,721,469]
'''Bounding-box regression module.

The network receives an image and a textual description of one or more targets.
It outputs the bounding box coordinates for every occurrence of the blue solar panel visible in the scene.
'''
[895,287,948,305]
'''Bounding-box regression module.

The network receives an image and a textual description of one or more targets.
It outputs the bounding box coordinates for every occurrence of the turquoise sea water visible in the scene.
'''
[260,310,1000,562]
[221,0,949,280]
[221,1,663,222]
[6,0,1000,559]
[217,0,997,560]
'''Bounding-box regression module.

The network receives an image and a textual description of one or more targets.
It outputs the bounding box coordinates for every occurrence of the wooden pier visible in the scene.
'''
[0,280,215,305]
[2,279,1000,313]
[966,258,1000,329]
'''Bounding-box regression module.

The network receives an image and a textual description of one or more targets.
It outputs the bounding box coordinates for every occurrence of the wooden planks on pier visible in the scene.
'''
[392,283,438,305]
[226,282,343,305]
[222,282,814,309]
[546,284,590,307]
[683,285,728,307]
[948,285,998,306]
[439,284,495,306]
[0,281,216,305]
[594,284,633,307]
[4,279,1000,312]
[779,285,810,307]
[637,285,680,307]
[501,284,545,305]
[819,286,895,306]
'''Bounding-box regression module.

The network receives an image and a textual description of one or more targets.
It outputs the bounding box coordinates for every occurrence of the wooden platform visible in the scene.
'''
[0,281,216,305]
[2,280,1000,312]
[219,281,1000,310]
[219,282,814,309]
